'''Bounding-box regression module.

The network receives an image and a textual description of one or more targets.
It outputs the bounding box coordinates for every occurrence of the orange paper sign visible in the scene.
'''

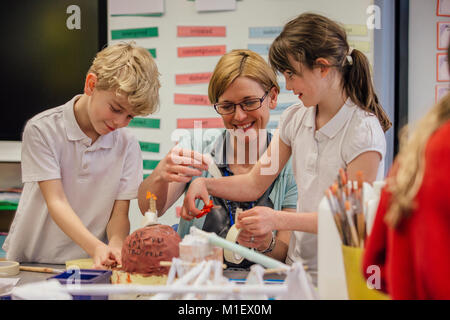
[177,26,226,37]
[177,118,224,129]
[176,72,213,85]
[174,94,211,105]
[177,45,226,57]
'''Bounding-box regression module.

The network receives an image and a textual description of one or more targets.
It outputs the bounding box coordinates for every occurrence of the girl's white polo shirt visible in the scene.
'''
[3,95,143,263]
[278,98,386,285]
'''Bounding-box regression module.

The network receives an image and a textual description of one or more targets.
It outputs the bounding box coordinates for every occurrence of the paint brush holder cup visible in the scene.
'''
[341,245,389,300]
[318,180,386,299]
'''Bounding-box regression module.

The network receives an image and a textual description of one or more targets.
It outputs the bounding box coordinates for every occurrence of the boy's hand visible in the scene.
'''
[92,243,121,269]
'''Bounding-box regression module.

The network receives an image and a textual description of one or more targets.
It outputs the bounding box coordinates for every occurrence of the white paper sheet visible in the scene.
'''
[196,0,236,12]
[109,0,164,15]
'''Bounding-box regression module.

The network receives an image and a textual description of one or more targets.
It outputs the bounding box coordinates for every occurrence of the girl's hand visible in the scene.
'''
[237,229,272,251]
[92,243,121,269]
[236,206,277,236]
[155,146,209,184]
[180,178,210,220]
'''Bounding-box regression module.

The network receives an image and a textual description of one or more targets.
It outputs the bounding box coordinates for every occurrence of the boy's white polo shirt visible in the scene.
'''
[278,98,386,285]
[3,95,143,263]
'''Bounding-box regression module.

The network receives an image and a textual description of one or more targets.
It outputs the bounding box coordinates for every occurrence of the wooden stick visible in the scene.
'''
[159,261,227,269]
[19,266,65,274]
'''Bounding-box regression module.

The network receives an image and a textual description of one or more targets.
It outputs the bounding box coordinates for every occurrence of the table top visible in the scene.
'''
[3,262,286,286]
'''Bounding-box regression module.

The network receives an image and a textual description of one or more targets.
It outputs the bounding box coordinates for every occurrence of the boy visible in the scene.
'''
[3,42,160,268]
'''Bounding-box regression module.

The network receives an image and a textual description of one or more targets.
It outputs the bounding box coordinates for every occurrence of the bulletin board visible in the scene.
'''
[106,0,375,229]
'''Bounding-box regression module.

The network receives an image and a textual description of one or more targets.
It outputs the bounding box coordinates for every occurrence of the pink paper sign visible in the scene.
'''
[177,26,226,37]
[177,45,226,57]
[176,72,212,85]
[177,118,224,129]
[174,94,211,105]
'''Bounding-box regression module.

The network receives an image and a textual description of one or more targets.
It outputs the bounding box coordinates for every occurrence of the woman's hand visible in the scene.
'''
[237,229,272,251]
[180,178,211,220]
[154,146,209,184]
[236,206,277,236]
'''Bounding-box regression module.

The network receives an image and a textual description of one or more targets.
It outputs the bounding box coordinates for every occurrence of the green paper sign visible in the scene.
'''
[111,27,159,40]
[139,141,160,153]
[148,48,156,58]
[128,118,160,129]
[143,159,160,170]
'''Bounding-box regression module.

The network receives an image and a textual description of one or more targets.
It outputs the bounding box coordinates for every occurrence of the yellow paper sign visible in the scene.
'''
[348,40,371,53]
[344,24,368,36]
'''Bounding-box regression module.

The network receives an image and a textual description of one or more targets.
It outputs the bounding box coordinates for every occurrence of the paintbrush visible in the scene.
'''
[20,266,65,274]
[325,189,345,244]
[355,171,366,245]
[345,200,359,247]
[331,184,351,246]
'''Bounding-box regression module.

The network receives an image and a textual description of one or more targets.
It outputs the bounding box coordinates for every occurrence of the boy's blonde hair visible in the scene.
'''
[208,49,280,104]
[88,42,160,116]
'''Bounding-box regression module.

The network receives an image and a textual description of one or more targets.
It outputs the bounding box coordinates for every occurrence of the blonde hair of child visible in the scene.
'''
[208,49,280,104]
[268,12,391,132]
[88,42,160,116]
[385,93,450,228]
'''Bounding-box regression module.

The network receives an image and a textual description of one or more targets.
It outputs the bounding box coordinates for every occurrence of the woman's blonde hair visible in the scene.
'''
[88,42,160,116]
[208,49,280,104]
[268,12,391,132]
[385,93,450,228]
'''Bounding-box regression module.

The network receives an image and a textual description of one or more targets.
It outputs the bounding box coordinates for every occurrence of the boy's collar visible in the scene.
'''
[63,95,115,148]
[64,95,86,141]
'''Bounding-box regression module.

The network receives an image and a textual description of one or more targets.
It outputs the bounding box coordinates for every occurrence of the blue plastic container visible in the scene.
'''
[47,269,112,300]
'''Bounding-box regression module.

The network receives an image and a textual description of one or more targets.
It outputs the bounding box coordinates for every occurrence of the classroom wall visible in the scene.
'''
[107,0,377,232]
[409,0,450,125]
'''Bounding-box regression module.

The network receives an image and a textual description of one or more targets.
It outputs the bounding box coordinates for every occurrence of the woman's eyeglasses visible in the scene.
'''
[213,91,269,115]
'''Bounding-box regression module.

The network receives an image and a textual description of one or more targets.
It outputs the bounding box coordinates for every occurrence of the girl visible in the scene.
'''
[181,13,391,284]
[139,49,297,267]
[363,79,450,298]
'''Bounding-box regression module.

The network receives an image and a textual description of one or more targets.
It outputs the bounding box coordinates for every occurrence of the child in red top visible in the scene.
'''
[363,93,450,299]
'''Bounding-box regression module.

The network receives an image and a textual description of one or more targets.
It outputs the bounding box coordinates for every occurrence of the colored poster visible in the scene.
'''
[177,45,226,57]
[436,84,450,102]
[111,27,158,40]
[128,118,160,129]
[175,72,213,85]
[109,0,164,15]
[196,0,236,12]
[437,53,450,82]
[174,94,211,105]
[177,118,224,129]
[438,22,450,50]
[177,26,226,37]
[438,0,450,17]
[248,27,282,38]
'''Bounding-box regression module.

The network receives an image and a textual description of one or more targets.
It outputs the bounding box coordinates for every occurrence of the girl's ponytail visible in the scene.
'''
[269,13,392,132]
[344,49,392,132]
